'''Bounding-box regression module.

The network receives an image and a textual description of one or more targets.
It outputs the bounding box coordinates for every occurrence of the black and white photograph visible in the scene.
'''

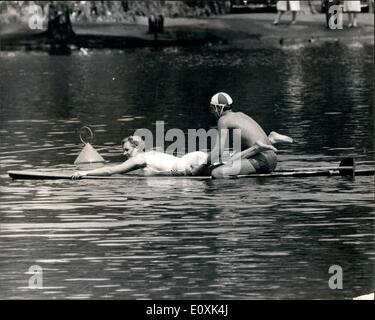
[0,0,374,304]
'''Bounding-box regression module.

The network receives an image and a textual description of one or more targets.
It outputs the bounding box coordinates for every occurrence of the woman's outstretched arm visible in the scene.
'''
[72,156,146,179]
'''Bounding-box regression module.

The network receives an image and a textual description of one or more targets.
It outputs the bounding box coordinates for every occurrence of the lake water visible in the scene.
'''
[0,42,374,299]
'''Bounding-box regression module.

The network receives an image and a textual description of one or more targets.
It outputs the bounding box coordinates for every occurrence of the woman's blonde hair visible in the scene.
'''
[121,136,145,150]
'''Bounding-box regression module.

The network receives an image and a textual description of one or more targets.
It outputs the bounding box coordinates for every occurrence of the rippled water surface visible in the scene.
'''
[0,43,374,299]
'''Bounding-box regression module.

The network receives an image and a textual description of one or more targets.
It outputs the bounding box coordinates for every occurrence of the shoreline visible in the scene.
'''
[0,13,374,51]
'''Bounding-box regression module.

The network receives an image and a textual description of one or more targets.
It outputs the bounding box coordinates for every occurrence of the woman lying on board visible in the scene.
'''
[71,132,292,179]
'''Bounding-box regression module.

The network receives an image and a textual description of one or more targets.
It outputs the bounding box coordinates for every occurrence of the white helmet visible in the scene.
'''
[210,92,233,117]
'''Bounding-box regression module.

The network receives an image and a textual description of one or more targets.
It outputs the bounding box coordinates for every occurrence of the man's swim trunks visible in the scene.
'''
[247,150,277,173]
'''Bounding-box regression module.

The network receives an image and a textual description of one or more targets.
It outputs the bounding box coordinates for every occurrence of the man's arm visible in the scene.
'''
[207,118,229,165]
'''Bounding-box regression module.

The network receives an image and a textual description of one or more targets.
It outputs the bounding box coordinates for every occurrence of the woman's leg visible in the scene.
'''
[348,12,353,27]
[352,12,358,27]
[291,11,297,24]
[273,11,284,24]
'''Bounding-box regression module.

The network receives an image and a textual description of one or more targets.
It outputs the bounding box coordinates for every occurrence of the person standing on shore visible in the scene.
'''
[343,0,361,28]
[273,1,301,25]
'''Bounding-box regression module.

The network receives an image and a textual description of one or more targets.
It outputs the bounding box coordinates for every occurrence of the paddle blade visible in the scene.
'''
[339,157,355,178]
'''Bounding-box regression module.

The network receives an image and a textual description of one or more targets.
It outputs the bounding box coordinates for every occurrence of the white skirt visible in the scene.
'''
[276,1,301,12]
[343,1,361,13]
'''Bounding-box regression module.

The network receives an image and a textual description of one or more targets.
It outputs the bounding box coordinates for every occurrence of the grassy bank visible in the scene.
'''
[0,12,374,51]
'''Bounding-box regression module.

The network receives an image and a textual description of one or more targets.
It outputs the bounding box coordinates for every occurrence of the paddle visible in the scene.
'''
[276,157,356,178]
[211,157,357,177]
[338,157,356,178]
[235,157,367,179]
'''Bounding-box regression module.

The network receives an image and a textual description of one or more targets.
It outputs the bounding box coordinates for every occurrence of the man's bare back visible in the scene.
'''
[208,92,290,178]
[219,111,271,151]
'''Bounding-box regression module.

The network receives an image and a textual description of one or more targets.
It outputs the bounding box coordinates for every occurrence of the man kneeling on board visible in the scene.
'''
[203,92,293,178]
